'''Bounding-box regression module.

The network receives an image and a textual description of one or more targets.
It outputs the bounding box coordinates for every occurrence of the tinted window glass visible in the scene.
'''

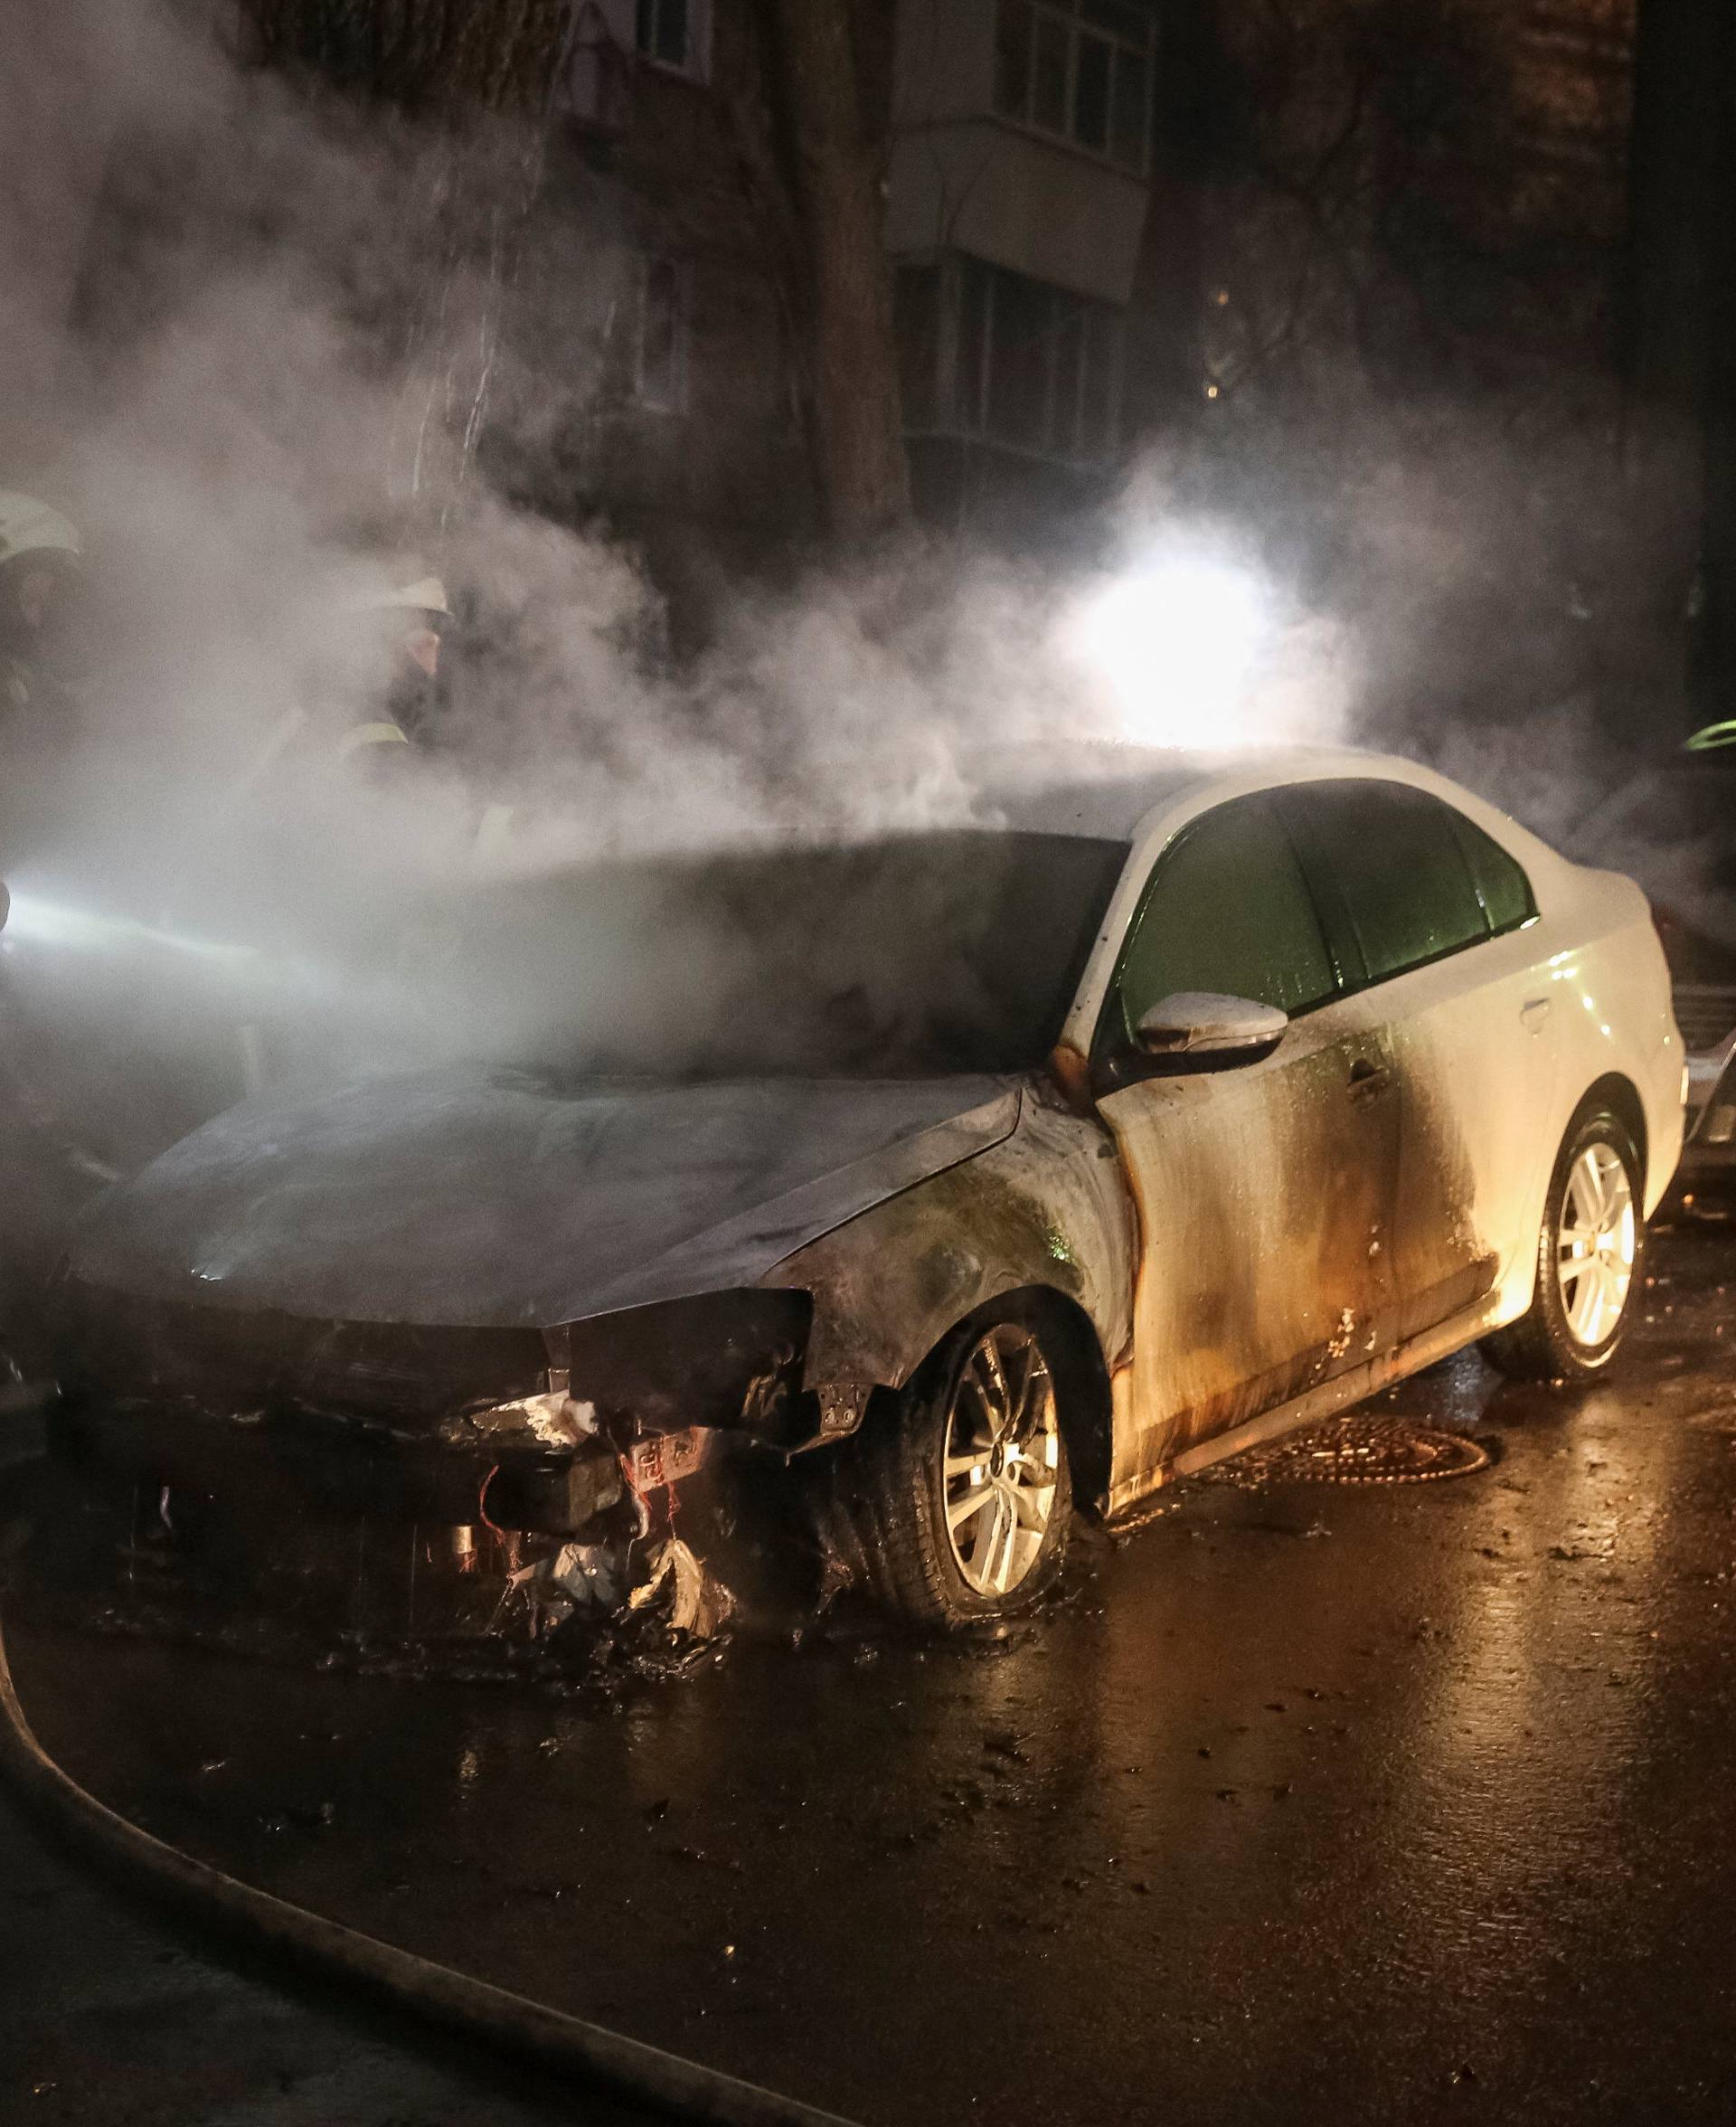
[1109,46,1149,168]
[1033,10,1069,131]
[1109,793,1337,1045]
[1073,32,1111,152]
[1291,780,1488,984]
[1450,810,1536,933]
[995,0,1033,118]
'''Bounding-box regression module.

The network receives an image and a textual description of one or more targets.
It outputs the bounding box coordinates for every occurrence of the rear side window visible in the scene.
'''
[1105,792,1338,1051]
[1450,810,1536,934]
[1285,780,1490,985]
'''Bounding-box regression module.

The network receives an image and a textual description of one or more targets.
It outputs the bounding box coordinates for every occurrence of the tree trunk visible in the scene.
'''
[763,0,910,544]
[1624,0,1736,722]
[1625,0,1730,415]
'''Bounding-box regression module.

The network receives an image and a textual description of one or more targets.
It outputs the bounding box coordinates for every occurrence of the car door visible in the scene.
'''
[1280,779,1559,1346]
[1091,790,1401,1493]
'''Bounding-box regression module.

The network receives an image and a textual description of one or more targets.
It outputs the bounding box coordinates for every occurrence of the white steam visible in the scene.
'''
[0,0,1367,1162]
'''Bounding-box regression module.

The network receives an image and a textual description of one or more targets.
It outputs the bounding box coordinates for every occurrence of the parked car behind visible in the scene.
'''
[1569,759,1736,1167]
[51,748,1684,1629]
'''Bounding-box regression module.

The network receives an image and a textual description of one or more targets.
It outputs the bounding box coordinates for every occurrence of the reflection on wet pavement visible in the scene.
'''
[6,1199,1736,2125]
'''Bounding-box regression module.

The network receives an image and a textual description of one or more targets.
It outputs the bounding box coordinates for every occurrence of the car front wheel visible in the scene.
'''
[1482,1101,1645,1382]
[842,1310,1072,1630]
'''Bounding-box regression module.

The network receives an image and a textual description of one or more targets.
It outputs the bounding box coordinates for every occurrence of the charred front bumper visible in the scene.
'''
[48,1397,633,1536]
[49,1281,814,1538]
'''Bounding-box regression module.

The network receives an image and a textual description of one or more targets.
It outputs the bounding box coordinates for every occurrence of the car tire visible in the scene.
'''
[1481,1101,1646,1383]
[838,1309,1073,1631]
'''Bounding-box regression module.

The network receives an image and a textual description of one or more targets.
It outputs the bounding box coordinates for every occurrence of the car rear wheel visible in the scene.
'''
[1482,1102,1645,1382]
[840,1310,1072,1630]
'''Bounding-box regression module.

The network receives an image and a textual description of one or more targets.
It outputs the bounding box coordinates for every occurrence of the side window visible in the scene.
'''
[1106,793,1338,1052]
[636,0,712,80]
[1449,808,1537,935]
[1287,780,1488,986]
[633,254,690,411]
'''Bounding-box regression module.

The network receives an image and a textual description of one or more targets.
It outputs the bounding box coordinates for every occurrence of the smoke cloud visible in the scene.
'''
[0,0,1680,1181]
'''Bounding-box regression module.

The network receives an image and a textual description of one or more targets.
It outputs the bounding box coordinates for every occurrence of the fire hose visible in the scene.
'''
[0,1607,861,2127]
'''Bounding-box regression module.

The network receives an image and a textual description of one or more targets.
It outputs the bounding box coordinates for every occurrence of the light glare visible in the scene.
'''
[1071,555,1271,749]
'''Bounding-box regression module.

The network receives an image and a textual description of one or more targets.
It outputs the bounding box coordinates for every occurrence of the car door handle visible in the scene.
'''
[1348,1057,1391,1101]
[1521,997,1552,1032]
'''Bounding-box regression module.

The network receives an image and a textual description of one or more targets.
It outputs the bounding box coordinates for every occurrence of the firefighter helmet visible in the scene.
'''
[341,570,449,619]
[0,492,81,571]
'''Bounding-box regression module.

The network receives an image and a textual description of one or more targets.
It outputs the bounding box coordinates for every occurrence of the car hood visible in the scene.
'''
[67,1066,1021,1329]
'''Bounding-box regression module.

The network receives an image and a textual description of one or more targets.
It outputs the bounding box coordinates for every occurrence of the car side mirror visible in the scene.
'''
[1134,990,1288,1062]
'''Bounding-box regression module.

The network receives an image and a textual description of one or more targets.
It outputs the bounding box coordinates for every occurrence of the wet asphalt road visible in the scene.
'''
[5,1195,1736,2126]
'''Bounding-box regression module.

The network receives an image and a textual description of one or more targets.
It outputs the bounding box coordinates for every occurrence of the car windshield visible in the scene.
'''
[421,828,1131,1079]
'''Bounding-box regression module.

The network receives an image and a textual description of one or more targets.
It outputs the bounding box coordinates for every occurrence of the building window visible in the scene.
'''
[994,0,1154,173]
[635,0,711,80]
[556,1,635,132]
[897,255,1125,466]
[634,255,690,411]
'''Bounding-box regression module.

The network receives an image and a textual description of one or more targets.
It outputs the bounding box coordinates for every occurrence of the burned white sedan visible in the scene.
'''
[52,749,1684,1630]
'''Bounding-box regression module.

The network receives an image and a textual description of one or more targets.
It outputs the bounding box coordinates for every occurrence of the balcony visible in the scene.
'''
[887,0,1155,307]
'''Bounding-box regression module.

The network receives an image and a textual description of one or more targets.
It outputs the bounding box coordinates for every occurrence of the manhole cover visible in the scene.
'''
[1215,1416,1491,1488]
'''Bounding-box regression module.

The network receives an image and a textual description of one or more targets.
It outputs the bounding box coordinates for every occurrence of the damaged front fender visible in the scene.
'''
[762,1084,1134,1438]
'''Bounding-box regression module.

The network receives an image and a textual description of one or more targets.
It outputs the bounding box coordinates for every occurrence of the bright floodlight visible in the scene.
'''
[3,891,256,968]
[3,893,120,951]
[1071,553,1271,749]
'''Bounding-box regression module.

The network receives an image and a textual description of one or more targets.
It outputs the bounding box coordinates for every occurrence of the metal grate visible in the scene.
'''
[1213,1417,1491,1488]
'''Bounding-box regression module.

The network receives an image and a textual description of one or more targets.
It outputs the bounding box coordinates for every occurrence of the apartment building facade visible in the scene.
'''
[522,0,1166,570]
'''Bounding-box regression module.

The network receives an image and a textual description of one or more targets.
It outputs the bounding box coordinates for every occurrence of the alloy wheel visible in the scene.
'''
[1556,1139,1637,1348]
[941,1322,1061,1597]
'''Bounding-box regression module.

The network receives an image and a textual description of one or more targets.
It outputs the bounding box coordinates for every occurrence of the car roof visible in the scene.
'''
[986,742,1446,841]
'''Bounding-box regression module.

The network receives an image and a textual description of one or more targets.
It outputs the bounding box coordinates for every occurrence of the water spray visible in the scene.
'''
[1,891,259,970]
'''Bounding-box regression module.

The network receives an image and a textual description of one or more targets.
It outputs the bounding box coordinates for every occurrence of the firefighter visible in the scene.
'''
[333,569,451,772]
[216,567,458,1100]
[0,867,112,1396]
[0,490,83,753]
[0,496,127,1384]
